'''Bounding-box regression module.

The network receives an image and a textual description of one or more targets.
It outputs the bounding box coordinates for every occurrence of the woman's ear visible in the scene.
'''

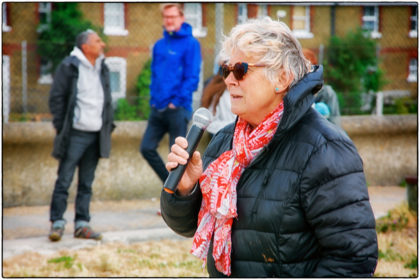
[276,70,294,94]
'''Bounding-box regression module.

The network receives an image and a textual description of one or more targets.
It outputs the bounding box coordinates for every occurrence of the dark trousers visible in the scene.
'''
[140,107,190,183]
[50,129,100,223]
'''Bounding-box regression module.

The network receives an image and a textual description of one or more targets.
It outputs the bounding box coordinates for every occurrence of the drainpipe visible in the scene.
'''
[21,40,28,114]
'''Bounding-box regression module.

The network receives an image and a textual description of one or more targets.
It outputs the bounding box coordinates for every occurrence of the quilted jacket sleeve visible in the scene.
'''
[300,139,378,277]
[160,185,202,237]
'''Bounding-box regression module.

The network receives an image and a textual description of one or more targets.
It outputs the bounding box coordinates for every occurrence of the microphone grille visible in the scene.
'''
[192,107,213,129]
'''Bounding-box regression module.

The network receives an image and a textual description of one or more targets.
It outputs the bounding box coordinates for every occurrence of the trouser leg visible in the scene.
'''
[166,107,190,148]
[74,131,100,223]
[50,130,89,222]
[140,109,169,183]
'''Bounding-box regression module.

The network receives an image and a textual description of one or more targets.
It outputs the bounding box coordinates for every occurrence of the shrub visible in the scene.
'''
[37,3,105,74]
[114,98,139,121]
[115,59,151,120]
[135,58,152,120]
[324,28,386,115]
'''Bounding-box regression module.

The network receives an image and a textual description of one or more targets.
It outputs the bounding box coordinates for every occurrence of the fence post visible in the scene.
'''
[376,91,383,116]
[319,44,324,65]
[21,40,28,114]
[3,55,10,123]
[215,3,224,59]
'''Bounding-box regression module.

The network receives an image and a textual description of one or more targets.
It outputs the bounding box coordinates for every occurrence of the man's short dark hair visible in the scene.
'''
[75,29,96,50]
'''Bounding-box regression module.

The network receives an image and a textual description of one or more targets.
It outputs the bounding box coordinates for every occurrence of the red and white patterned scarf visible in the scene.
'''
[191,102,284,276]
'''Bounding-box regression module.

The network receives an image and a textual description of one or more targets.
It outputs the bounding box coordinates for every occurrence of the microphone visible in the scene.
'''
[163,107,212,194]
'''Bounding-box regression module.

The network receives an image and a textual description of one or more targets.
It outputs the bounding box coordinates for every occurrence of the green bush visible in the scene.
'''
[135,58,152,120]
[114,98,139,121]
[37,3,105,74]
[324,28,386,115]
[115,59,151,120]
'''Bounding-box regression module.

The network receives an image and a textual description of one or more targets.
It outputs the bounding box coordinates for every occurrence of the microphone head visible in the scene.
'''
[192,107,213,129]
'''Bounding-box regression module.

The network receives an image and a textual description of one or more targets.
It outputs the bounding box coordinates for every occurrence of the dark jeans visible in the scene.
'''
[50,129,100,223]
[140,107,190,183]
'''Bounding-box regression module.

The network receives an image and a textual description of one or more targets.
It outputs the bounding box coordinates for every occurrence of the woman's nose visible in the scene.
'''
[224,71,238,85]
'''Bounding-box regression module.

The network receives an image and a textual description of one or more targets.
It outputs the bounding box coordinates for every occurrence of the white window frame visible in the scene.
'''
[3,55,10,123]
[237,3,248,24]
[409,6,417,38]
[184,3,207,38]
[104,3,128,36]
[257,4,268,19]
[37,2,51,33]
[105,57,127,102]
[2,3,11,32]
[362,6,382,39]
[292,6,313,39]
[407,58,417,82]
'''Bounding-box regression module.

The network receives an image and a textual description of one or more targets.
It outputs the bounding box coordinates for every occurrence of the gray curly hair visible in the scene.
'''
[219,17,311,88]
[76,29,97,50]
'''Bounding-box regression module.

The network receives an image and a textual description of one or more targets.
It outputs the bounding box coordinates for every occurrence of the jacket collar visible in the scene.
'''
[219,65,323,147]
[163,22,193,39]
[70,47,104,70]
[275,65,324,137]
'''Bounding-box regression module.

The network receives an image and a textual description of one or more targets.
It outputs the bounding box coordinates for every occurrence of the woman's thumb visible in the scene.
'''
[190,151,201,165]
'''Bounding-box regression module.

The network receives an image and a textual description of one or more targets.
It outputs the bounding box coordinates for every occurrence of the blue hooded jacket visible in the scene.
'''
[150,22,202,112]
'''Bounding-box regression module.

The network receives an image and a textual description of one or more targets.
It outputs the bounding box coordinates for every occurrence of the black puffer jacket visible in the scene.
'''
[161,66,378,277]
[49,55,115,159]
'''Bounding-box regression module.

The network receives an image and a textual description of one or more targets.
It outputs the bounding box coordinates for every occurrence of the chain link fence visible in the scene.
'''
[2,3,417,122]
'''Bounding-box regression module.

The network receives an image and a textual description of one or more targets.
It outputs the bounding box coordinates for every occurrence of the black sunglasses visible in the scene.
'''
[219,62,265,81]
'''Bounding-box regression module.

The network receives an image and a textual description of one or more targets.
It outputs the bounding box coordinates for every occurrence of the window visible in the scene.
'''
[292,6,313,39]
[38,58,53,84]
[3,55,10,123]
[362,6,381,39]
[409,6,417,38]
[105,57,127,102]
[237,3,247,24]
[37,2,51,32]
[184,3,207,37]
[407,58,417,82]
[2,3,11,32]
[104,3,128,36]
[257,4,268,18]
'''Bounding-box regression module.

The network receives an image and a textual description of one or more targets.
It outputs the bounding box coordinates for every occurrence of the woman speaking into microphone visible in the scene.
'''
[160,17,378,277]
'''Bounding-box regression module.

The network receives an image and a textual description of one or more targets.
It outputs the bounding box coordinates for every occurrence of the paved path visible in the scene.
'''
[2,186,407,259]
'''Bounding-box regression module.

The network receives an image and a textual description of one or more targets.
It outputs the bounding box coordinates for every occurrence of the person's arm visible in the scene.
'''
[48,61,72,133]
[160,136,204,237]
[300,139,378,277]
[172,39,201,108]
[160,184,202,237]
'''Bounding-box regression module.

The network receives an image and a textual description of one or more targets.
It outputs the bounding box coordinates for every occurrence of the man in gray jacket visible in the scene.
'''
[48,30,115,242]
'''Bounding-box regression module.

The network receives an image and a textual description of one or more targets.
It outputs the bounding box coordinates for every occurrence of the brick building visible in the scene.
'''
[2,2,417,120]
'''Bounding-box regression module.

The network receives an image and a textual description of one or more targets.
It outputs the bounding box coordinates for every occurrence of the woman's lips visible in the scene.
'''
[231,94,242,99]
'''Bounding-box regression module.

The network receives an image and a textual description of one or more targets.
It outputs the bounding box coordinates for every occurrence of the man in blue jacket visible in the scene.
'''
[140,3,202,183]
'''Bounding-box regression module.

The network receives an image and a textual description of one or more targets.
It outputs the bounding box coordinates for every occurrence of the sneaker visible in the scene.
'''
[49,225,64,242]
[74,226,102,240]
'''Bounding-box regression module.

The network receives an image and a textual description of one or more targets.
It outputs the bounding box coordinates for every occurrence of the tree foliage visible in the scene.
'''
[37,3,104,74]
[324,28,386,114]
[115,59,152,121]
[135,58,152,119]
